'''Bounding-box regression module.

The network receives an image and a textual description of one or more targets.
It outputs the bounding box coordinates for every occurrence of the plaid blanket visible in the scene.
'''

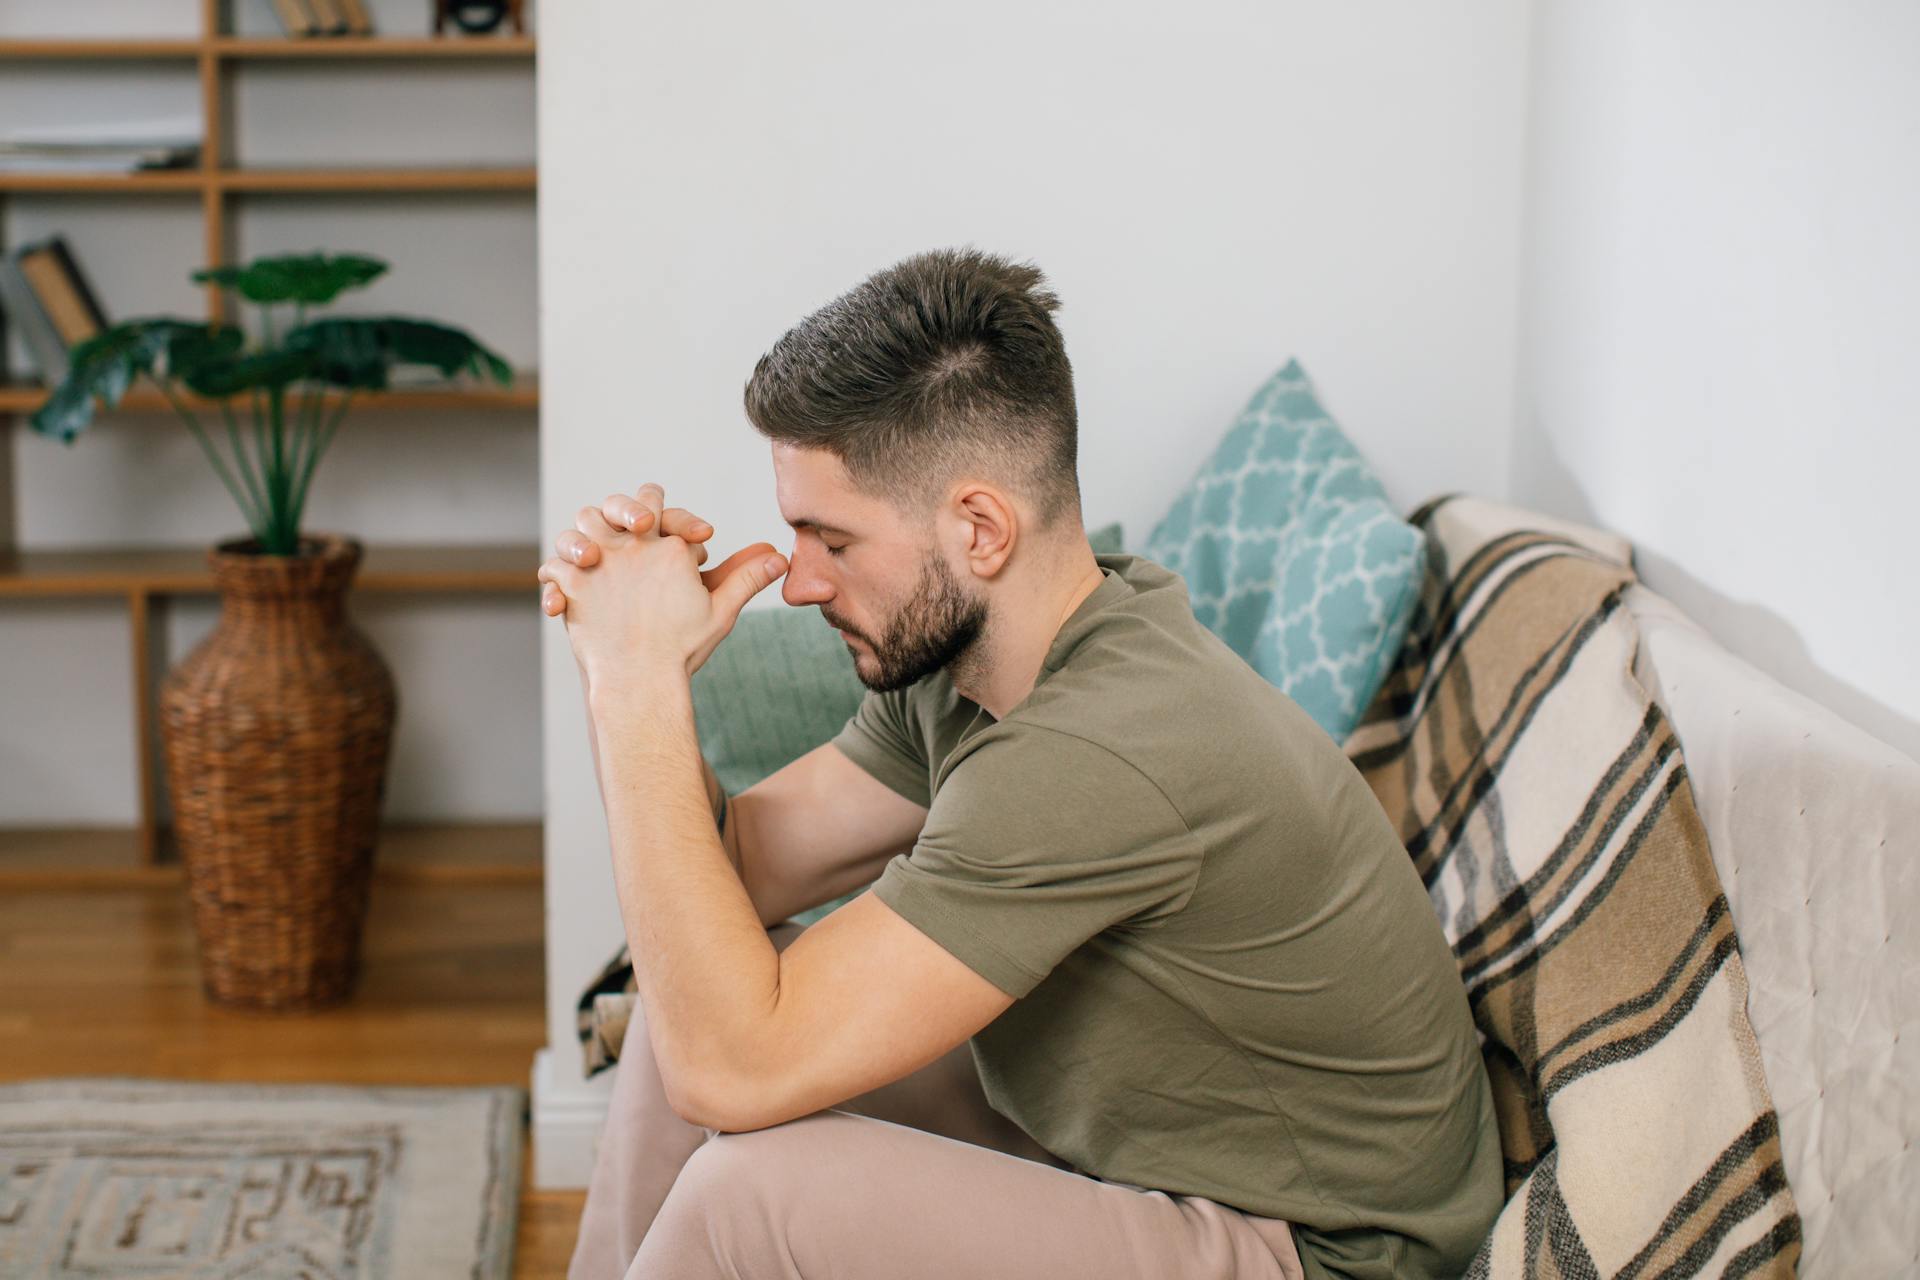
[577,966,635,1083]
[1342,494,1801,1277]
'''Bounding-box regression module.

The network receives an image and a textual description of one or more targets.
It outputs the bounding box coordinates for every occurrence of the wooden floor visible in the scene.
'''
[0,874,586,1279]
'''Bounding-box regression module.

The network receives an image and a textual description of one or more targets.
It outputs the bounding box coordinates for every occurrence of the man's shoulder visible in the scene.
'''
[1034,554,1284,722]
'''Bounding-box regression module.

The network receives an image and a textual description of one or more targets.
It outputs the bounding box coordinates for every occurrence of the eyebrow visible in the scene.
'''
[785,517,856,539]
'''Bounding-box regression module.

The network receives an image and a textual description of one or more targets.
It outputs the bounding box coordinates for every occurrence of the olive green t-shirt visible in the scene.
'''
[829,552,1503,1280]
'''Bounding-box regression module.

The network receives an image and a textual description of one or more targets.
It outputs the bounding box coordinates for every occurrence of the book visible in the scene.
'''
[10,237,109,371]
[269,0,320,37]
[337,0,376,36]
[306,0,352,36]
[0,258,76,385]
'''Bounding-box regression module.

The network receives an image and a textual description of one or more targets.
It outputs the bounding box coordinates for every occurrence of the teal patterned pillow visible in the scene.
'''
[1143,359,1425,741]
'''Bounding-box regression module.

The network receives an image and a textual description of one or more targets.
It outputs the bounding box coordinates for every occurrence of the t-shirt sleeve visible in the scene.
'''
[870,726,1204,999]
[830,686,932,808]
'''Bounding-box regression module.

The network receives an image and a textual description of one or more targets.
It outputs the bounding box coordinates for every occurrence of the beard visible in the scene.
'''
[824,549,988,694]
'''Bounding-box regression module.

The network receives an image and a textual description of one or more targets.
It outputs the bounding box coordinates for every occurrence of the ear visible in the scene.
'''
[953,485,1018,579]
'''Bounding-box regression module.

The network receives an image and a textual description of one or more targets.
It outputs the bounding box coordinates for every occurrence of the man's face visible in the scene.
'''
[772,443,988,693]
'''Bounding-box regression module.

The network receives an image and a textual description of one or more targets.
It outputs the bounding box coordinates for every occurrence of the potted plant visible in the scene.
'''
[30,252,513,1012]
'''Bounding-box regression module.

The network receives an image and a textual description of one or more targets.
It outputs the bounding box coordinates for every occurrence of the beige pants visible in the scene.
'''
[568,918,1307,1280]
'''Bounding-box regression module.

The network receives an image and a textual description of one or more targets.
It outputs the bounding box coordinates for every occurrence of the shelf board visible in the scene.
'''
[0,166,536,194]
[0,38,202,59]
[0,36,534,60]
[0,170,208,194]
[0,542,540,598]
[213,36,536,59]
[220,166,536,193]
[0,821,542,891]
[0,373,539,415]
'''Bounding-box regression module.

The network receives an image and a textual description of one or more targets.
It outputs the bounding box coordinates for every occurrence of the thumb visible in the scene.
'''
[710,543,788,621]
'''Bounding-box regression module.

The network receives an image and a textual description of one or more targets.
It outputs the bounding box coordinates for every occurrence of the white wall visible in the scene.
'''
[0,0,542,825]
[535,0,1534,1184]
[1513,0,1920,762]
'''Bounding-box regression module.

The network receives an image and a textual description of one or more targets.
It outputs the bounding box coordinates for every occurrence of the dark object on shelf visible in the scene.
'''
[160,532,398,1011]
[435,0,525,36]
[270,0,320,37]
[0,236,108,384]
[0,139,199,174]
[307,0,351,36]
[338,0,376,36]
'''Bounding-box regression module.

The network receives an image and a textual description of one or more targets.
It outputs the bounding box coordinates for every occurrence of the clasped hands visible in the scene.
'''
[537,482,789,688]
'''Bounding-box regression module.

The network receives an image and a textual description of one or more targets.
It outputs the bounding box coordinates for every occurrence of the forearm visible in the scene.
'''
[589,668,746,885]
[589,667,779,1111]
[703,756,750,888]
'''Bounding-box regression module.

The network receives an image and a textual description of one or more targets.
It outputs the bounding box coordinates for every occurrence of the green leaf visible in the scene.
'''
[190,252,388,305]
[28,320,244,443]
[181,346,318,398]
[284,316,515,390]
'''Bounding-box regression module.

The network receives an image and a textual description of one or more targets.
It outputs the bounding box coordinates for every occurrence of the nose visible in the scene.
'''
[780,538,834,608]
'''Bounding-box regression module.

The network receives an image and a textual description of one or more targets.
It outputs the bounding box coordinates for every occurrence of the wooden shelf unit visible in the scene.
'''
[0,3,538,330]
[0,2,542,887]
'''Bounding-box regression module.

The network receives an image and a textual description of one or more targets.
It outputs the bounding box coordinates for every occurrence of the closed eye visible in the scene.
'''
[824,543,848,557]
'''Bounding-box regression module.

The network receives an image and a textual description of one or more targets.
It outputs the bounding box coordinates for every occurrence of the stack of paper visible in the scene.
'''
[0,117,201,174]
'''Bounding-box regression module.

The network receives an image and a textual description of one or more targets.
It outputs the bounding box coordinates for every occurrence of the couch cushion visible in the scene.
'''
[1143,358,1424,742]
[1341,493,1800,1277]
[691,605,868,797]
[1624,583,1919,1277]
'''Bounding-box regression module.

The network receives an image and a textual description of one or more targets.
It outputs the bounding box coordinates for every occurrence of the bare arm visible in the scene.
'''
[579,661,921,931]
[725,741,929,929]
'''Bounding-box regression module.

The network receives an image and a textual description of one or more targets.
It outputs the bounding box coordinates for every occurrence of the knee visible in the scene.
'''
[670,1117,844,1217]
[636,1130,796,1274]
[672,1126,787,1204]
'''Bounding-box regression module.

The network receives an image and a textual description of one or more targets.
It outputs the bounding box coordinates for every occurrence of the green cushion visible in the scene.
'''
[696,520,1125,926]
[1142,359,1425,742]
[692,607,867,797]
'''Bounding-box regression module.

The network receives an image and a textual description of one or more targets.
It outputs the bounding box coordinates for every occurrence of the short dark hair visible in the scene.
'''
[743,246,1082,529]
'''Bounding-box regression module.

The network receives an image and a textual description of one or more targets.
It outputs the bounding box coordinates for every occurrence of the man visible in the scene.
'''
[538,247,1503,1280]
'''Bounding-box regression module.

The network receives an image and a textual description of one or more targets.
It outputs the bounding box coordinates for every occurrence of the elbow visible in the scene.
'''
[664,1062,756,1133]
[662,1074,711,1128]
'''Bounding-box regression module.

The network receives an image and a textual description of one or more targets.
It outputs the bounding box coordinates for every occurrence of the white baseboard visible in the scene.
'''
[530,1045,613,1190]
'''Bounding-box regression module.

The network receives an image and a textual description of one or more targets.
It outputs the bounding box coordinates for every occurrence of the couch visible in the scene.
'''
[574,492,1917,1278]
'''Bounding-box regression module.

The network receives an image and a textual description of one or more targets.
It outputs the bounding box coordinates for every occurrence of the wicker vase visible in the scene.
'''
[159,532,398,1012]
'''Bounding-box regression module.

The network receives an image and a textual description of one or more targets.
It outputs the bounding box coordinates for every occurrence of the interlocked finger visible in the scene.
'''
[536,555,581,598]
[575,505,624,544]
[631,483,666,537]
[555,528,601,568]
[602,494,655,533]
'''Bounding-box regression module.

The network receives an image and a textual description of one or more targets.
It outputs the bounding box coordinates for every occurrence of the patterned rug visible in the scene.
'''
[0,1077,524,1279]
